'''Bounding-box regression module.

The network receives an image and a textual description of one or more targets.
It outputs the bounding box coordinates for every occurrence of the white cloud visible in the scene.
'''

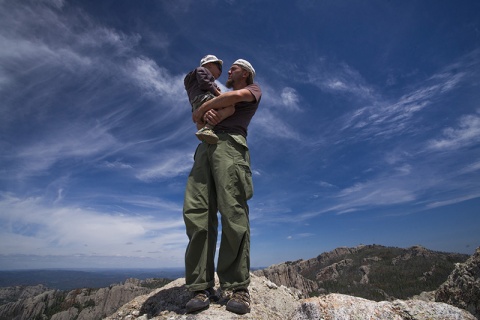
[103,160,133,170]
[252,109,302,140]
[287,233,315,240]
[395,164,412,175]
[335,181,416,207]
[337,55,472,142]
[40,0,66,9]
[0,193,186,261]
[126,57,186,106]
[255,83,303,111]
[249,83,304,140]
[12,124,119,177]
[428,113,480,150]
[307,61,376,101]
[280,87,301,111]
[459,161,480,174]
[315,181,336,188]
[426,193,480,209]
[135,151,193,181]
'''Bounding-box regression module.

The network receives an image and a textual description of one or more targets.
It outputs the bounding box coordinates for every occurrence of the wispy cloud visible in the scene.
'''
[340,77,465,142]
[280,87,302,111]
[8,123,119,178]
[333,179,416,210]
[135,150,193,181]
[0,193,186,260]
[252,109,302,141]
[0,1,193,184]
[459,161,480,175]
[425,193,480,209]
[427,111,480,150]
[313,62,377,101]
[39,0,66,9]
[287,233,314,240]
[338,53,479,143]
[126,57,186,106]
[251,84,303,140]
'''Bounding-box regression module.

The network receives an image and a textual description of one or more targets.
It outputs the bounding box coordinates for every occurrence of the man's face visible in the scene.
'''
[226,64,244,88]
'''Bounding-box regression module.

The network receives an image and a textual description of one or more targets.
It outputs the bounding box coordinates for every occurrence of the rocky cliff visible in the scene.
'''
[0,284,49,305]
[435,246,480,319]
[0,278,169,320]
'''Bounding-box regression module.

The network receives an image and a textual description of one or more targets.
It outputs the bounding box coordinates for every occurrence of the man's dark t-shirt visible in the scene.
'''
[214,84,262,138]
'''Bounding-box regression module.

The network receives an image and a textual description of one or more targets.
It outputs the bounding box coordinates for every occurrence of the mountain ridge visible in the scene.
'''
[1,244,478,319]
[254,244,469,300]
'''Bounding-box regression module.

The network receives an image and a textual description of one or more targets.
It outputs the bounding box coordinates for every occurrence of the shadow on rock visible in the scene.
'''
[139,284,190,317]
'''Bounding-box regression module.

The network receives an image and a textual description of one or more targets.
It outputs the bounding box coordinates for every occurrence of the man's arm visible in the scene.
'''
[192,88,255,123]
[203,105,235,126]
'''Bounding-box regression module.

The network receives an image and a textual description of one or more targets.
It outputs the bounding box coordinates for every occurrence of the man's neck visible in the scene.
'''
[233,82,248,90]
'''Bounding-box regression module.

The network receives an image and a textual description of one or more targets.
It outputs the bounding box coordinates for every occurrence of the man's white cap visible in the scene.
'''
[233,59,255,79]
[200,54,223,67]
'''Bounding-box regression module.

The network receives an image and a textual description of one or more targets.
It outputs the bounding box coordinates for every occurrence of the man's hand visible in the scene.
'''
[192,98,215,123]
[204,105,235,125]
[204,109,221,125]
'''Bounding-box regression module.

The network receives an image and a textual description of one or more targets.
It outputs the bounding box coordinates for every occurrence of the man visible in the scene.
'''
[183,59,261,315]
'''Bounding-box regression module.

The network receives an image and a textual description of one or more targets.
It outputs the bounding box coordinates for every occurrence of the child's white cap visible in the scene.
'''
[200,55,223,67]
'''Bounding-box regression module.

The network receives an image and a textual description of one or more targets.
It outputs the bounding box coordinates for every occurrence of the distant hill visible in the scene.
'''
[254,244,469,301]
[0,268,183,291]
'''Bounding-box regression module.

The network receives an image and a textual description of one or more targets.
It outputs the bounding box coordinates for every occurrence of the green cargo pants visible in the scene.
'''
[183,133,252,291]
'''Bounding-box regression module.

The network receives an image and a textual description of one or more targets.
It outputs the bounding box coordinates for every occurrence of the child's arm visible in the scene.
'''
[196,67,221,97]
[213,83,222,96]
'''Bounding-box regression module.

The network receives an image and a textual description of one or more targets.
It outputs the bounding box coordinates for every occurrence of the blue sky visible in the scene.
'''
[1,0,480,270]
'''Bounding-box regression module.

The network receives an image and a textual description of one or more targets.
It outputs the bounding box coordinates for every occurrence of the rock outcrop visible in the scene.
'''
[0,278,165,320]
[107,273,476,320]
[436,246,480,319]
[254,262,318,297]
[0,284,49,305]
[107,274,302,320]
[0,289,59,320]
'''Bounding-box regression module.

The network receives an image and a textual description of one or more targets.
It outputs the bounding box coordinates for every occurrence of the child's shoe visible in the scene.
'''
[196,127,219,144]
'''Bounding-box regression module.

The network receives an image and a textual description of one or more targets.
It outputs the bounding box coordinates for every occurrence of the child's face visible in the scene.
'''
[205,63,222,79]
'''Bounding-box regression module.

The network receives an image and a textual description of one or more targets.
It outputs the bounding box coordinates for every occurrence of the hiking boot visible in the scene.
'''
[195,127,219,144]
[185,288,217,313]
[226,288,251,315]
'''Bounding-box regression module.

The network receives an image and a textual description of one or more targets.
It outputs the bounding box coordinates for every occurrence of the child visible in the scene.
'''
[184,55,234,144]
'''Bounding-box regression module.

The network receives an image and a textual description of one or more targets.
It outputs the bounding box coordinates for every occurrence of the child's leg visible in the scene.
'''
[196,122,213,130]
[191,94,225,144]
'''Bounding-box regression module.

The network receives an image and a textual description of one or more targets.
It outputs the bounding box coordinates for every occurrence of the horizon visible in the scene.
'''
[1,0,480,270]
[0,243,473,272]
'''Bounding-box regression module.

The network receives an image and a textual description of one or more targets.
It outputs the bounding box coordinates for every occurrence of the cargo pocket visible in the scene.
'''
[237,164,253,200]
